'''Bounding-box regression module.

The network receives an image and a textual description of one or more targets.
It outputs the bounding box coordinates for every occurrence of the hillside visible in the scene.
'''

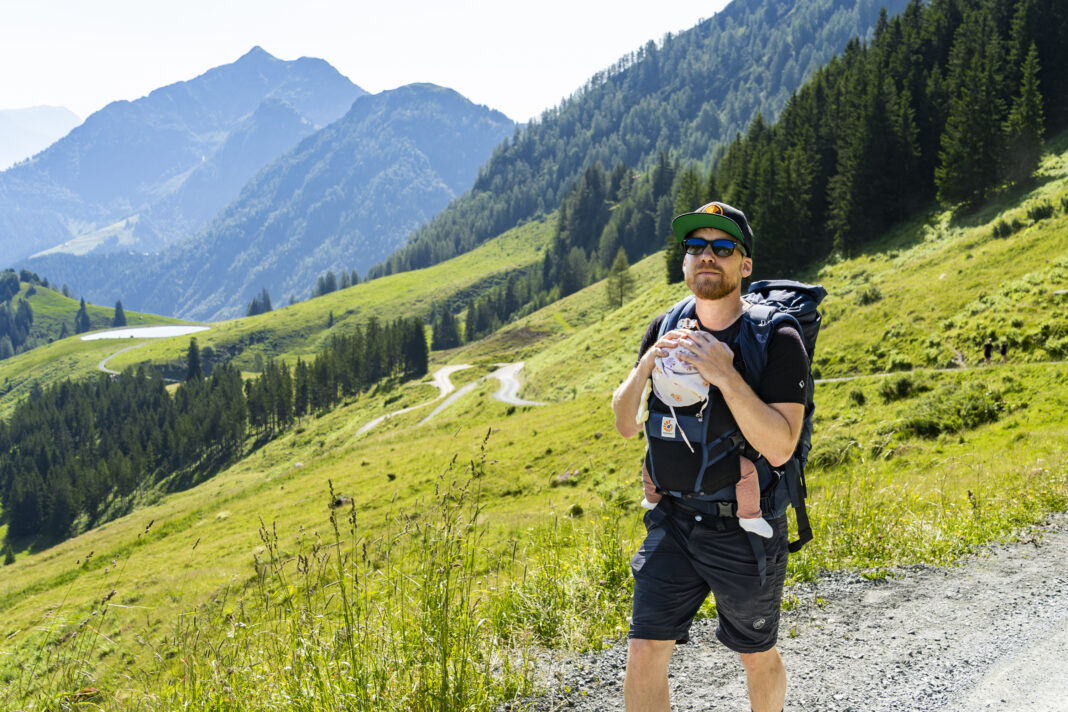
[372,0,912,277]
[0,47,364,261]
[1,131,1066,709]
[0,215,553,418]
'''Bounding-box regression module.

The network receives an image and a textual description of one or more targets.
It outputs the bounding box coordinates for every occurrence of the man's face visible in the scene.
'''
[682,226,752,300]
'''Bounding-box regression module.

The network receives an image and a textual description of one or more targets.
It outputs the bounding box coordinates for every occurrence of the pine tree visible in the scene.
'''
[112,300,126,327]
[74,298,91,333]
[605,248,637,310]
[667,166,703,283]
[431,309,460,350]
[936,9,1006,208]
[1003,43,1044,185]
[186,337,202,381]
[2,542,14,566]
[247,288,273,316]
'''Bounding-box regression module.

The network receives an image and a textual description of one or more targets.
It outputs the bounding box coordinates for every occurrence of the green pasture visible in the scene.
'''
[2,146,1068,709]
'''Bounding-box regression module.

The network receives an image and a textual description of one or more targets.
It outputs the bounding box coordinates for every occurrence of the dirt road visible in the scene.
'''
[512,514,1068,711]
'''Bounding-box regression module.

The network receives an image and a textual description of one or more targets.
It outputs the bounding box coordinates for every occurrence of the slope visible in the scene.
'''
[372,0,912,277]
[0,215,553,417]
[2,134,1067,710]
[23,83,517,321]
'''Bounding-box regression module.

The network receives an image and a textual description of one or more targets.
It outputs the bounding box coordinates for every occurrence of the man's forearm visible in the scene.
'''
[613,353,654,438]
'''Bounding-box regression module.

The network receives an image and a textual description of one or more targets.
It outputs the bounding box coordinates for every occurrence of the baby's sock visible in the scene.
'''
[739,515,773,538]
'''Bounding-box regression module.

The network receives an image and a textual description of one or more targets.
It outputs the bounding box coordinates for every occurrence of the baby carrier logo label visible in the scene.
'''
[661,417,677,439]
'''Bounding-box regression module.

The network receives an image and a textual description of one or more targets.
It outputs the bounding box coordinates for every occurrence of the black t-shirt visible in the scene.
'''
[636,308,808,497]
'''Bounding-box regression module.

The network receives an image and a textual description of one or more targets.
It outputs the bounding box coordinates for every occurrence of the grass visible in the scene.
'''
[3,143,1068,710]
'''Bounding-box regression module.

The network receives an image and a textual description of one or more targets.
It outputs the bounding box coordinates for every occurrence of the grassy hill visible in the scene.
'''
[0,216,553,419]
[1,142,1067,709]
[0,285,187,415]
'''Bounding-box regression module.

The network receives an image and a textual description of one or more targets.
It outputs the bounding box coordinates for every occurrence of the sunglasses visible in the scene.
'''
[682,237,746,257]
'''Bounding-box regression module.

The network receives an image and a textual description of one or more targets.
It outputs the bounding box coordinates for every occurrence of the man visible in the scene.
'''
[611,201,808,712]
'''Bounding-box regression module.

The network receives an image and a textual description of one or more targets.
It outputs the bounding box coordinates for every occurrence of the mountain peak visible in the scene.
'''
[237,46,278,64]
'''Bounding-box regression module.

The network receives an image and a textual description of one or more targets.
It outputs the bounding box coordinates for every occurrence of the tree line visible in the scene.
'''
[0,316,428,546]
[427,155,681,347]
[715,0,1065,277]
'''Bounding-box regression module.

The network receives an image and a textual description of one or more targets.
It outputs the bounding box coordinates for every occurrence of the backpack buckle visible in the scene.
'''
[715,501,735,518]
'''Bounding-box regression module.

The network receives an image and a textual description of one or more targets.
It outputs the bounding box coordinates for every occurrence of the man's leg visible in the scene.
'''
[624,638,676,712]
[739,646,786,712]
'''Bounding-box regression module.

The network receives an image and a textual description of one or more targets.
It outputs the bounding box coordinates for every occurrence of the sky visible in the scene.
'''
[0,0,732,124]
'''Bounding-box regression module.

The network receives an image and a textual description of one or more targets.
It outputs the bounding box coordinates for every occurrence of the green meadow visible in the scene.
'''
[1,144,1067,709]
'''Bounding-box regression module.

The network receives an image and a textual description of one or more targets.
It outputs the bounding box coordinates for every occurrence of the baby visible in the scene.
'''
[637,327,774,539]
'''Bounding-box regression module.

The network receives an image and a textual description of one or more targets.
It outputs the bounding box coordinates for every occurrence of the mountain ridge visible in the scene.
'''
[0,47,365,261]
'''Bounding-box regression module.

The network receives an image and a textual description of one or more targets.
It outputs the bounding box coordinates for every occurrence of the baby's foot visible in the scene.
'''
[739,516,773,538]
[640,498,659,511]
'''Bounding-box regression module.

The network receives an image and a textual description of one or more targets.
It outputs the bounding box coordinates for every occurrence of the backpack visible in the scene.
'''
[644,279,826,553]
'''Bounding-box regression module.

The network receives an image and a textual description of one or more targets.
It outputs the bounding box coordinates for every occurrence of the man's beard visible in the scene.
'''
[686,266,741,300]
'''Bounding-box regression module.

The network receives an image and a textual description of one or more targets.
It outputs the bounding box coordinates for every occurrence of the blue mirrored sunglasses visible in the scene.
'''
[682,237,745,257]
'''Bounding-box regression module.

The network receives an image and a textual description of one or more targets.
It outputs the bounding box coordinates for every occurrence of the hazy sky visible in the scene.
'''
[0,0,731,123]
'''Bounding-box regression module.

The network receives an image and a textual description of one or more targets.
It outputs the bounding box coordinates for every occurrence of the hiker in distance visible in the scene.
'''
[612,201,810,712]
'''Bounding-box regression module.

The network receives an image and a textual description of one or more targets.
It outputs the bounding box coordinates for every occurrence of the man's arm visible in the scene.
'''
[675,331,803,466]
[612,327,687,438]
[612,349,656,439]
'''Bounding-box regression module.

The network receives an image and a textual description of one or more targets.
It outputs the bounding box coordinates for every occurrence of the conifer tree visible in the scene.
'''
[668,167,703,283]
[112,300,127,327]
[74,298,91,334]
[936,9,1006,208]
[432,308,460,350]
[186,337,202,381]
[1003,43,1044,185]
[605,248,637,309]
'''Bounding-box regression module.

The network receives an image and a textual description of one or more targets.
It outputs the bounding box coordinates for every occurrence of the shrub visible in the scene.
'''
[856,286,883,305]
[1027,201,1054,222]
[1061,196,1068,214]
[992,219,1013,238]
[1045,335,1068,359]
[886,353,913,372]
[807,433,860,469]
[880,375,918,402]
[848,389,866,406]
[901,382,1003,437]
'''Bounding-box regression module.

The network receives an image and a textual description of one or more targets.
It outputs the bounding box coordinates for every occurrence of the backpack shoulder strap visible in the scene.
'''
[738,306,801,388]
[658,295,696,339]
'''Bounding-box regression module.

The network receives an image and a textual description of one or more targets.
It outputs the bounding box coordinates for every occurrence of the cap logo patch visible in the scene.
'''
[704,204,724,215]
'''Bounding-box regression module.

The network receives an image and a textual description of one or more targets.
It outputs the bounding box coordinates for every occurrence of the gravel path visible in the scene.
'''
[490,361,546,406]
[509,513,1068,712]
[97,341,149,374]
[359,364,472,434]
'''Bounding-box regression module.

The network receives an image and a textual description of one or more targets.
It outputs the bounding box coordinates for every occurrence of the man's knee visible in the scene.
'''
[627,638,676,672]
[739,646,783,674]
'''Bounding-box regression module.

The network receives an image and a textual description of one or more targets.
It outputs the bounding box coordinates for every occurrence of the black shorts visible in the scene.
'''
[629,499,789,653]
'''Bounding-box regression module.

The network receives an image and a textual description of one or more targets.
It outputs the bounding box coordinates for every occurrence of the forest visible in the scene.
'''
[0,316,427,544]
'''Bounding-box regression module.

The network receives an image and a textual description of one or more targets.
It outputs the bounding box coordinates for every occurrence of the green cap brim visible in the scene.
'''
[671,213,745,245]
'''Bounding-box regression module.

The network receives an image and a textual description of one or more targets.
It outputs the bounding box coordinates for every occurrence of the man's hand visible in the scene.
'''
[674,330,737,389]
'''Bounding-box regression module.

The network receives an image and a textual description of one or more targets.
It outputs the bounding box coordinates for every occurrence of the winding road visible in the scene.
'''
[97,342,150,375]
[360,361,546,433]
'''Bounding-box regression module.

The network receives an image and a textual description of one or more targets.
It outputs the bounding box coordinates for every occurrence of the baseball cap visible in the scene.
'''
[671,201,754,257]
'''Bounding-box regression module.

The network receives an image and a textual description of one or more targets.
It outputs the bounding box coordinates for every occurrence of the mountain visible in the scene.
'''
[26,84,516,320]
[370,0,913,278]
[0,106,81,171]
[0,47,364,262]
